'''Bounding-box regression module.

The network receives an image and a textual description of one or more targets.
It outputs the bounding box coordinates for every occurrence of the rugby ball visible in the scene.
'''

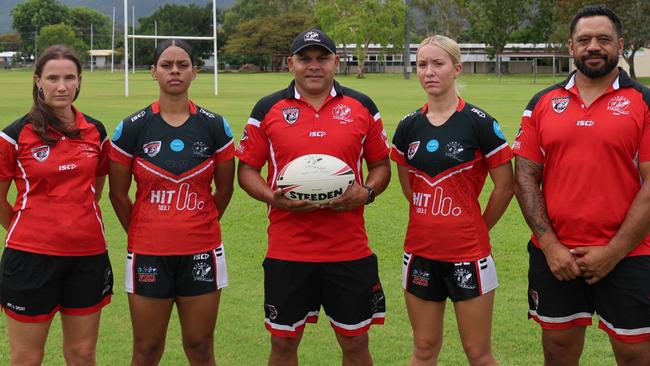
[276,154,355,203]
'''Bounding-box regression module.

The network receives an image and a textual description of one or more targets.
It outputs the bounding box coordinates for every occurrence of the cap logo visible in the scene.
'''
[304,31,321,43]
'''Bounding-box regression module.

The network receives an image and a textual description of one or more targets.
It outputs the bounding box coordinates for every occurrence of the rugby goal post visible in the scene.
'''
[123,0,219,96]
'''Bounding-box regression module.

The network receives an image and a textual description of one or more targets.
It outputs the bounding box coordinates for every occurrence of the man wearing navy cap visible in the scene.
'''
[236,28,391,365]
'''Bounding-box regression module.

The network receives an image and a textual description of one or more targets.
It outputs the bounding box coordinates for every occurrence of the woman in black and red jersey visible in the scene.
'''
[391,35,514,366]
[0,45,113,365]
[109,39,234,365]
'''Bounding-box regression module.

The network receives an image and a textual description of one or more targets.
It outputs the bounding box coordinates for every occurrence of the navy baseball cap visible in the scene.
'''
[290,29,336,55]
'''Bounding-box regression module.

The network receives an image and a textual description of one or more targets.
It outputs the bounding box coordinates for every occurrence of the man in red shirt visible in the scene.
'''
[514,5,650,365]
[237,29,391,365]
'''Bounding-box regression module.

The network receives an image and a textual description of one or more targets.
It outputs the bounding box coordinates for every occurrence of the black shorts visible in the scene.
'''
[527,241,650,343]
[402,252,498,302]
[263,254,385,338]
[0,248,113,322]
[125,245,228,298]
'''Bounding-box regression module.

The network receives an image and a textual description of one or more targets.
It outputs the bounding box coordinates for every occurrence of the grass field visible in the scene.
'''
[0,69,643,365]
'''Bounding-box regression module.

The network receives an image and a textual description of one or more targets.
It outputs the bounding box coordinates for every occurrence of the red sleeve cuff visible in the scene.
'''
[214,143,235,164]
[390,146,409,166]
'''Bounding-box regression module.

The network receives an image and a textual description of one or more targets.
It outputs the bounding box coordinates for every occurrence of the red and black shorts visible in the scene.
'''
[527,241,650,343]
[0,248,113,323]
[125,245,228,298]
[263,254,385,338]
[402,252,498,302]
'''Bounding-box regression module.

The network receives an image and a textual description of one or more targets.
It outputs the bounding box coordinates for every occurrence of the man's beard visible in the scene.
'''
[575,51,619,79]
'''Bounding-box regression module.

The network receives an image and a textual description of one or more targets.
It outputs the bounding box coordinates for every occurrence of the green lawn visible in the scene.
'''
[0,69,639,365]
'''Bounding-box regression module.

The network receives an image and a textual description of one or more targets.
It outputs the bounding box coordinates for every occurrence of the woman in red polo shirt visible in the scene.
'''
[0,45,112,365]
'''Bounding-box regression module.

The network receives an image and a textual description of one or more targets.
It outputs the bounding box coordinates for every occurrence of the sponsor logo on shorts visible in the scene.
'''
[193,253,210,260]
[411,269,430,287]
[371,285,385,312]
[265,304,278,320]
[332,103,353,123]
[453,268,476,289]
[282,107,300,125]
[143,141,162,157]
[101,267,112,296]
[5,302,26,312]
[192,263,214,282]
[137,266,158,283]
[31,145,50,162]
[551,96,569,114]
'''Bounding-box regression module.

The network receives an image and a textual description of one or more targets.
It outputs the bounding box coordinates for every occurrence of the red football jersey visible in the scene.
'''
[0,108,109,256]
[110,101,234,255]
[513,69,650,256]
[391,99,513,261]
[236,81,390,262]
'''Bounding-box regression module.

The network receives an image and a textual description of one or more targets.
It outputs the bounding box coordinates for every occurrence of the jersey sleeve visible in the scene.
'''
[235,101,270,169]
[390,117,409,166]
[95,125,110,176]
[477,112,513,168]
[513,99,544,164]
[0,131,17,181]
[363,109,390,163]
[639,102,650,163]
[213,116,235,164]
[109,117,140,167]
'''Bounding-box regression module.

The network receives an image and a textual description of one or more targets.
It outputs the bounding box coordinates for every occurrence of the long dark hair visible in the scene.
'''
[30,45,82,144]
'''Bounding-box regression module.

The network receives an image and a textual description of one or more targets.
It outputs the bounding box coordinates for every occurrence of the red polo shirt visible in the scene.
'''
[0,108,109,256]
[513,69,650,256]
[236,80,390,262]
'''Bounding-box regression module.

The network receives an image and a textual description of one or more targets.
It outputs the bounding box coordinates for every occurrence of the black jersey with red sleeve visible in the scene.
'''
[513,69,650,256]
[0,107,109,256]
[236,80,390,262]
[391,98,512,262]
[109,101,234,255]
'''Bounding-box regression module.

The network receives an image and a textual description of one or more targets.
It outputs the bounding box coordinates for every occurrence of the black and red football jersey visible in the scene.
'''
[236,80,390,262]
[514,69,650,256]
[391,98,513,262]
[110,101,234,255]
[0,107,109,256]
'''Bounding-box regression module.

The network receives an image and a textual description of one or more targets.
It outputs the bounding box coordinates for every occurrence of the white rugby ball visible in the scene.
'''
[276,154,355,203]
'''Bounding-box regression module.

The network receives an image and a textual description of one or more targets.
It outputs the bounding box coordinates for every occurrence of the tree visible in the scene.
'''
[223,0,313,36]
[316,0,407,78]
[410,0,468,39]
[0,33,22,52]
[11,0,70,56]
[508,0,556,43]
[464,0,532,75]
[69,7,113,50]
[37,23,88,60]
[223,12,315,70]
[606,1,650,80]
[136,4,221,67]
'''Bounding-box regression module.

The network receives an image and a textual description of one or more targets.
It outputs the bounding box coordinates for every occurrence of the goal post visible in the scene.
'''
[123,0,219,96]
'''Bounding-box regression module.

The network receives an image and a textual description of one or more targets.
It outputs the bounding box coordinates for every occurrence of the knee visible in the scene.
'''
[543,337,581,365]
[182,337,214,364]
[63,343,96,366]
[132,339,166,365]
[412,337,441,362]
[270,336,300,355]
[337,334,369,354]
[11,349,45,366]
[462,343,495,366]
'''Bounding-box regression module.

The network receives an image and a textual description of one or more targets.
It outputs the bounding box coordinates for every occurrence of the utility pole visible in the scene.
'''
[154,21,158,48]
[403,0,410,80]
[132,5,135,74]
[111,6,115,73]
[90,23,94,72]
